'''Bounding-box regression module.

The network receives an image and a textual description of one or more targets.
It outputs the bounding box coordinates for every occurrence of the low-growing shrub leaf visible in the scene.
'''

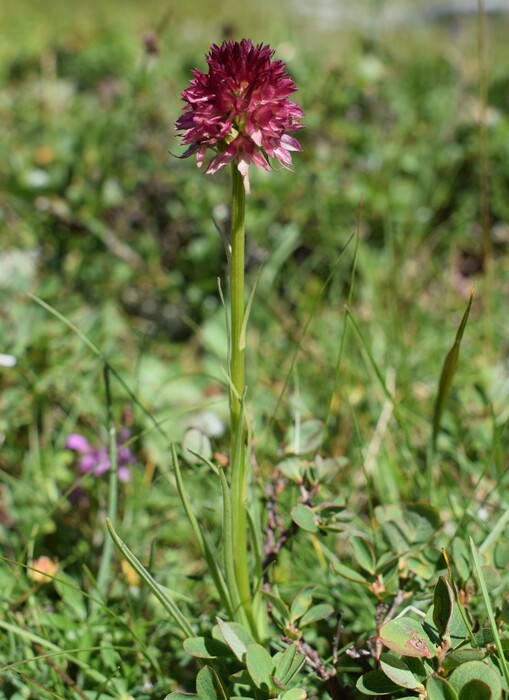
[216,618,247,662]
[452,538,471,581]
[291,504,319,533]
[459,680,492,700]
[406,554,435,579]
[183,637,231,659]
[380,521,410,553]
[379,653,425,691]
[290,585,315,622]
[356,670,402,695]
[299,603,334,627]
[449,660,502,699]
[246,643,275,691]
[197,666,228,700]
[332,561,369,585]
[277,457,305,482]
[286,419,323,456]
[433,577,455,639]
[426,675,459,700]
[379,617,437,658]
[274,644,305,686]
[442,648,487,671]
[262,591,291,622]
[281,688,306,700]
[351,536,376,574]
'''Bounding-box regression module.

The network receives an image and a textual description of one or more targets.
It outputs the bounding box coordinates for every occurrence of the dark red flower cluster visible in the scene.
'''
[176,39,304,192]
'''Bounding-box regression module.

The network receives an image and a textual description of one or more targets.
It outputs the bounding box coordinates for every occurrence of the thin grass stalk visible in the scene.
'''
[170,444,234,619]
[218,468,248,628]
[94,365,118,610]
[470,537,509,686]
[106,518,194,638]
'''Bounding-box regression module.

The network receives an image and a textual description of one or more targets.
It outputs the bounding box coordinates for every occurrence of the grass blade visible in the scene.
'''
[106,518,194,638]
[171,444,234,619]
[432,289,474,450]
[469,537,509,687]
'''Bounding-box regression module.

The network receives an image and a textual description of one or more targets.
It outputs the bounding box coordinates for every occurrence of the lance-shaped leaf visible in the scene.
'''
[433,576,455,639]
[432,290,474,449]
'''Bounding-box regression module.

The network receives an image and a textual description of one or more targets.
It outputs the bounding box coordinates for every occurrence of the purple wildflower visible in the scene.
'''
[176,39,304,193]
[65,429,135,482]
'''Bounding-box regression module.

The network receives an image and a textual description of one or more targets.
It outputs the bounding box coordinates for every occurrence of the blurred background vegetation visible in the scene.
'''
[1,0,509,697]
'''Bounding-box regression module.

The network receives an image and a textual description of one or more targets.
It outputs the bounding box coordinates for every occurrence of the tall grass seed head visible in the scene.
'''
[176,38,304,193]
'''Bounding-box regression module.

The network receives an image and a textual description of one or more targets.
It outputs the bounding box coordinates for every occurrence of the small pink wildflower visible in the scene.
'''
[65,428,134,483]
[176,39,304,193]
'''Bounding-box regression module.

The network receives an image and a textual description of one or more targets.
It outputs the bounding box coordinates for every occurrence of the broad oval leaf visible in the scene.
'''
[379,654,425,691]
[215,618,247,662]
[459,679,492,700]
[182,428,212,464]
[426,675,459,700]
[274,644,305,686]
[286,419,323,456]
[452,538,471,581]
[351,535,376,574]
[442,648,486,671]
[449,660,502,700]
[281,688,306,700]
[379,617,437,659]
[291,504,319,533]
[197,666,228,700]
[183,637,231,659]
[356,670,402,695]
[332,561,369,586]
[262,591,290,622]
[246,643,275,691]
[290,585,315,622]
[299,603,334,627]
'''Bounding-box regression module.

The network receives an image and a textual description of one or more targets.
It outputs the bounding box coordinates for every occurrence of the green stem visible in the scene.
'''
[228,164,255,634]
[94,365,118,611]
[229,163,246,433]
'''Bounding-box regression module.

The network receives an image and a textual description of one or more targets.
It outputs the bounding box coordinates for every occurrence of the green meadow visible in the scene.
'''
[1,1,509,698]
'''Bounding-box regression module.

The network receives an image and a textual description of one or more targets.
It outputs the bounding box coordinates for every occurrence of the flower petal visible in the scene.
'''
[66,434,91,453]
